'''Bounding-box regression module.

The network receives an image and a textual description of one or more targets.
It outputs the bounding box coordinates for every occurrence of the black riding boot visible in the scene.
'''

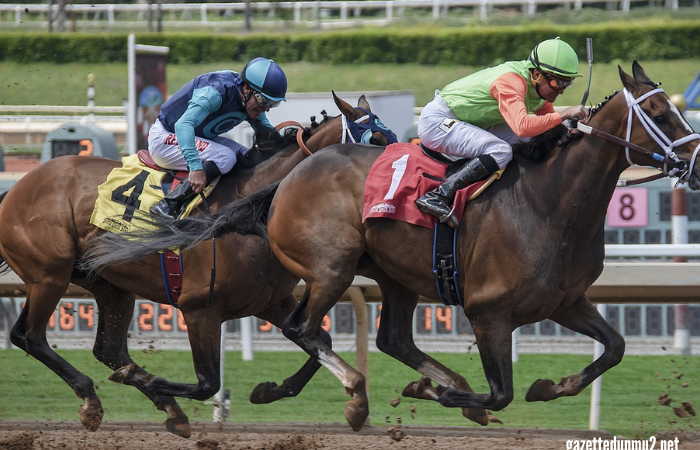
[150,179,197,220]
[416,155,499,228]
[150,162,222,220]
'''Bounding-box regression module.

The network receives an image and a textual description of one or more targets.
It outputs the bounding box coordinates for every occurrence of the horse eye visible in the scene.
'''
[654,114,667,125]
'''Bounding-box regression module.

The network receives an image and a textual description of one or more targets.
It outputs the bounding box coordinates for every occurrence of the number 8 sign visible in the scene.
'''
[606,187,648,228]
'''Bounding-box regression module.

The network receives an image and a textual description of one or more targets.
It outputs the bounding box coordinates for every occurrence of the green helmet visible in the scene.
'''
[528,37,583,78]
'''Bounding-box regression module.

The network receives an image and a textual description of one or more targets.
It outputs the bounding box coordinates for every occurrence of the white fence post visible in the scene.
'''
[212,322,228,423]
[294,2,301,22]
[241,316,254,361]
[672,183,692,355]
[200,3,208,23]
[589,303,606,430]
[108,5,114,27]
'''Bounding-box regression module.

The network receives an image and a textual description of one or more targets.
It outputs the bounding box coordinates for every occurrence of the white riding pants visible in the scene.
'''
[147,119,248,174]
[417,93,528,169]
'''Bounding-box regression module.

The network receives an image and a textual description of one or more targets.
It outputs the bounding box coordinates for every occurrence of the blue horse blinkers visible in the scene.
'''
[342,107,398,145]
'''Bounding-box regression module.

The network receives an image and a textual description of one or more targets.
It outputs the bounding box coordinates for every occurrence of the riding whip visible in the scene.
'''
[580,38,593,106]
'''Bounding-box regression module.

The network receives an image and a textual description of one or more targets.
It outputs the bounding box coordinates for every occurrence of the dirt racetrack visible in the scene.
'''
[2,421,700,450]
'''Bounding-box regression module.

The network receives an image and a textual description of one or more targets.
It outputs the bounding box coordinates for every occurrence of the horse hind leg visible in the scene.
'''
[249,294,332,404]
[88,283,191,438]
[525,294,625,402]
[108,305,225,405]
[372,276,494,426]
[11,285,103,431]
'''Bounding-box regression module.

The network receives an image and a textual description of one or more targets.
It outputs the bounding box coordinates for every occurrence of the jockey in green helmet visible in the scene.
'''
[416,37,589,228]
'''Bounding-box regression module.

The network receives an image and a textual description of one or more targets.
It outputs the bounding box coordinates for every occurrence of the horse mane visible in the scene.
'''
[512,125,568,163]
[237,128,298,169]
[237,112,340,169]
[512,91,623,163]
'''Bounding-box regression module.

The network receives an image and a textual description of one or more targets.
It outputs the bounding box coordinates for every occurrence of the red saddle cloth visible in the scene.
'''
[362,143,487,229]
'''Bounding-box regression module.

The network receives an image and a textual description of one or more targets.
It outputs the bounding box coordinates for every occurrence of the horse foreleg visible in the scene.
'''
[283,286,369,431]
[110,307,223,402]
[250,295,332,404]
[10,287,103,431]
[89,286,191,438]
[428,314,515,411]
[373,278,493,425]
[525,294,625,402]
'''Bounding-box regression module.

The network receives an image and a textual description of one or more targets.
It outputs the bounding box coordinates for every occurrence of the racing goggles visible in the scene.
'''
[252,91,281,109]
[542,72,574,93]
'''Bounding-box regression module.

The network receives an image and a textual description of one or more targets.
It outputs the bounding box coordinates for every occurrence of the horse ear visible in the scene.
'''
[332,90,357,119]
[619,65,638,91]
[357,95,371,111]
[631,61,656,87]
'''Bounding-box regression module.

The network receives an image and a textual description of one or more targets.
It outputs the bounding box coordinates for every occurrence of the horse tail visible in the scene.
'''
[81,182,280,272]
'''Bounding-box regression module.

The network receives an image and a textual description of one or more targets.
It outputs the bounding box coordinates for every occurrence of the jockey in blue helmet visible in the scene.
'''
[148,57,288,219]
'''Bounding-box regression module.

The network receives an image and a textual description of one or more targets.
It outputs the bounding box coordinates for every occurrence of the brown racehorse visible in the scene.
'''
[91,63,700,431]
[0,92,396,437]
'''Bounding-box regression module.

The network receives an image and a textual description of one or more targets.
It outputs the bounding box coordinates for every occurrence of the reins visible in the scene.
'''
[571,87,700,186]
[275,120,313,156]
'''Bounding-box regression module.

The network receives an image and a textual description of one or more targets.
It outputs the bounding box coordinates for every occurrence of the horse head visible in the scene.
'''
[611,61,700,189]
[331,90,397,146]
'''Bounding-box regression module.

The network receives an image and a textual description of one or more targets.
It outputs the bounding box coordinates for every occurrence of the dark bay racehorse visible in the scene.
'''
[0,92,396,437]
[90,63,700,431]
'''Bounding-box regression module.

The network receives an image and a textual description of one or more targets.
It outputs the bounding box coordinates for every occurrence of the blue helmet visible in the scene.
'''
[241,57,287,102]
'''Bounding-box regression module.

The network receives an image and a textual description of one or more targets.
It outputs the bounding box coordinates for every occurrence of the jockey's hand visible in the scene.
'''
[188,169,207,194]
[560,105,590,123]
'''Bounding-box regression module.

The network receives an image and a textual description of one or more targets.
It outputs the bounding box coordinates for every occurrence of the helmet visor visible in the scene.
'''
[542,72,574,93]
[253,90,282,108]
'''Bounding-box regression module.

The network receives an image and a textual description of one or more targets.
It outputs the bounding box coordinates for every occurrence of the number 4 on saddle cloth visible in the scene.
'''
[362,142,503,306]
[89,151,219,307]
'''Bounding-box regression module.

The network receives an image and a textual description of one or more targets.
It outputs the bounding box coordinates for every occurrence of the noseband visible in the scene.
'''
[574,87,700,185]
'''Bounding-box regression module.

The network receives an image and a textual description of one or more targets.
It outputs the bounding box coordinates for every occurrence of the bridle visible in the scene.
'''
[572,87,700,186]
[281,107,398,157]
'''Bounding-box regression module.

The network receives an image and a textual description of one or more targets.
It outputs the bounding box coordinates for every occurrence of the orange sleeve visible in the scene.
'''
[490,72,562,137]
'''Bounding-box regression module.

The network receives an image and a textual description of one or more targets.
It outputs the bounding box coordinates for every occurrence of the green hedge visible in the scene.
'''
[1,21,699,64]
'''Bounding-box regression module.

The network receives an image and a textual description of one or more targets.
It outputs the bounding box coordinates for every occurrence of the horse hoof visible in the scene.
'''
[401,377,436,400]
[461,407,490,426]
[165,416,192,438]
[79,402,104,432]
[250,381,282,404]
[109,364,136,384]
[345,403,368,432]
[525,378,556,402]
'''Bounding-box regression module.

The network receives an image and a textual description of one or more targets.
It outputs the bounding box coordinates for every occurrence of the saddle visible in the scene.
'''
[419,143,470,178]
[362,143,504,307]
[91,151,219,308]
[137,149,187,194]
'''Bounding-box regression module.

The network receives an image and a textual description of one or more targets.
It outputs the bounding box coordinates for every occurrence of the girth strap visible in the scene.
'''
[432,222,463,307]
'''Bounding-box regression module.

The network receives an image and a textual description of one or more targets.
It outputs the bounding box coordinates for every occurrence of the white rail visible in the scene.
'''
[606,244,700,257]
[0,0,675,26]
[0,105,125,114]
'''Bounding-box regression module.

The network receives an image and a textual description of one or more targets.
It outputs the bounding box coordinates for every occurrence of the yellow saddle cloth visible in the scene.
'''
[90,154,217,236]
